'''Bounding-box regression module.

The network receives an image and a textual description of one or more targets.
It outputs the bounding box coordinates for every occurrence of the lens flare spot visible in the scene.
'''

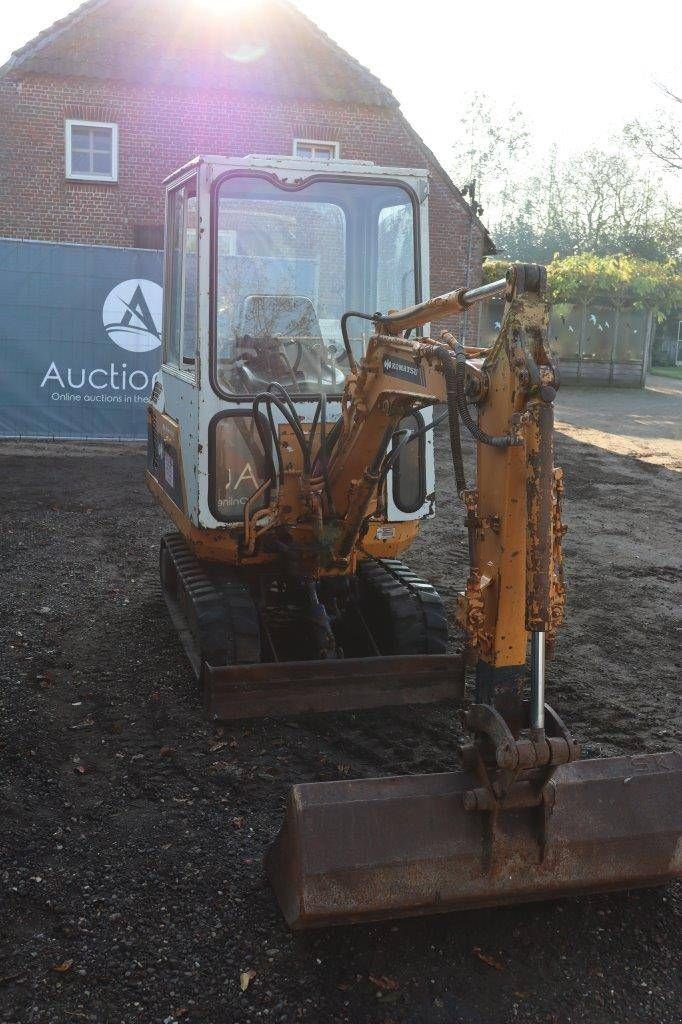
[225,41,268,63]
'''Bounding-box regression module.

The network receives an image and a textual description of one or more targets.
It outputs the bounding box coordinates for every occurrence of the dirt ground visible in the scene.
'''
[554,375,682,471]
[1,381,680,1024]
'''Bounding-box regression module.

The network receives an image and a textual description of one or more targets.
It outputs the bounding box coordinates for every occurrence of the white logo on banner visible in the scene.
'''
[102,279,162,353]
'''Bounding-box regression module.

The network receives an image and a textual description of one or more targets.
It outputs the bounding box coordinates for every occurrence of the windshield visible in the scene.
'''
[213,175,418,396]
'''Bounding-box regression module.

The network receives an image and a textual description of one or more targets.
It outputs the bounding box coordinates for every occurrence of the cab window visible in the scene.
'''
[164,177,198,373]
[213,176,418,397]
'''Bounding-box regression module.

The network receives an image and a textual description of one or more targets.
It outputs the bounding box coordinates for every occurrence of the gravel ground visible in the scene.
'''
[1,385,680,1024]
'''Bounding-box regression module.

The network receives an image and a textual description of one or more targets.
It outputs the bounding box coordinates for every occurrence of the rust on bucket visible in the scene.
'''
[266,751,682,929]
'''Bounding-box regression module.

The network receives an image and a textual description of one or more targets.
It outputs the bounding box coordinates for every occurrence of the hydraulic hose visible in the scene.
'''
[253,390,311,478]
[308,391,326,464]
[266,382,333,483]
[308,391,335,512]
[264,397,284,485]
[452,343,520,448]
[268,381,332,476]
[377,410,448,491]
[369,425,396,477]
[377,428,412,490]
[312,415,343,477]
[434,345,468,496]
[340,311,376,372]
[309,395,322,451]
[266,381,309,452]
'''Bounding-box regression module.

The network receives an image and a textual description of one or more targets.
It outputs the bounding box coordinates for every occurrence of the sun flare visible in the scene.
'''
[191,0,263,14]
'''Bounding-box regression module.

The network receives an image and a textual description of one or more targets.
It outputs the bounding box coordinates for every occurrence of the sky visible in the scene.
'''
[2,0,680,176]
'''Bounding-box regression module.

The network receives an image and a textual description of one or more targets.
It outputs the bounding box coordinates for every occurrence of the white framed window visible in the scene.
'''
[164,176,199,375]
[65,120,118,182]
[293,138,339,161]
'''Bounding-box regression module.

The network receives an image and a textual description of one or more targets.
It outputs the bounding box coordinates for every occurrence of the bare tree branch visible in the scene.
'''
[625,81,682,172]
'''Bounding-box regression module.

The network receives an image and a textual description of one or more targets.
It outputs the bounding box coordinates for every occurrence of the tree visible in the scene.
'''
[492,144,681,263]
[450,92,530,220]
[625,83,682,173]
[482,254,682,323]
[450,95,681,264]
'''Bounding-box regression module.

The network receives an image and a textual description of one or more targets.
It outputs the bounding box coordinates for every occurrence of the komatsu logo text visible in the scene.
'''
[382,356,425,386]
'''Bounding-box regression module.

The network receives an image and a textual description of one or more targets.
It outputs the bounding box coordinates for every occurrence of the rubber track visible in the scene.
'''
[358,557,448,656]
[160,532,260,668]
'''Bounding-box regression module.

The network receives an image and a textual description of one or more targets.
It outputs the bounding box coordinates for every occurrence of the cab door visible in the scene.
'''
[148,173,200,521]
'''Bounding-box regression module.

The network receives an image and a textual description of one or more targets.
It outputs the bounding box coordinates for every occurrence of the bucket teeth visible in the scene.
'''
[265,752,682,930]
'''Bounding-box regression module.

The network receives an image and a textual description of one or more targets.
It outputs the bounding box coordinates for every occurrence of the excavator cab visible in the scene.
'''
[149,154,433,543]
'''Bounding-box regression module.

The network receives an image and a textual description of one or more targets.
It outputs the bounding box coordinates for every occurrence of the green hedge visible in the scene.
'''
[481,254,682,321]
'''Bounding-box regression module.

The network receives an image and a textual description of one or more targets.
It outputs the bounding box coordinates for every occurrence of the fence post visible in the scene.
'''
[577,303,587,381]
[608,308,620,385]
[641,310,654,387]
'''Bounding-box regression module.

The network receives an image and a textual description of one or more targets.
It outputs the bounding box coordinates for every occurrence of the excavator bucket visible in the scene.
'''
[266,750,682,929]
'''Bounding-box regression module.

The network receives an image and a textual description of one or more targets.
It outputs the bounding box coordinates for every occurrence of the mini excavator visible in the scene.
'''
[147,155,681,929]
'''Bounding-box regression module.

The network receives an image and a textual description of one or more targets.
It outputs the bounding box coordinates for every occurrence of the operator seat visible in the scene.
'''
[231,294,339,393]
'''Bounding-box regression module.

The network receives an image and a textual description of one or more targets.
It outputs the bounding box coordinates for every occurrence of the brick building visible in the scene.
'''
[0,0,489,305]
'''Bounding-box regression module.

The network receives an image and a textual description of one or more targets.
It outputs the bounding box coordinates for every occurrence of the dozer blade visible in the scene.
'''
[266,751,682,929]
[203,654,465,720]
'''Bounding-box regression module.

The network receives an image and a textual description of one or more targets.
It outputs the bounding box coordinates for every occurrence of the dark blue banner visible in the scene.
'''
[0,238,164,439]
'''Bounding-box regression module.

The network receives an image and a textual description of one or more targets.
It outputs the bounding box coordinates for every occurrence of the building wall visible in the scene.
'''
[0,75,485,333]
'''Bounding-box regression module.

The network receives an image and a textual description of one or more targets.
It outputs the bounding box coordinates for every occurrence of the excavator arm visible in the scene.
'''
[324,263,565,712]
